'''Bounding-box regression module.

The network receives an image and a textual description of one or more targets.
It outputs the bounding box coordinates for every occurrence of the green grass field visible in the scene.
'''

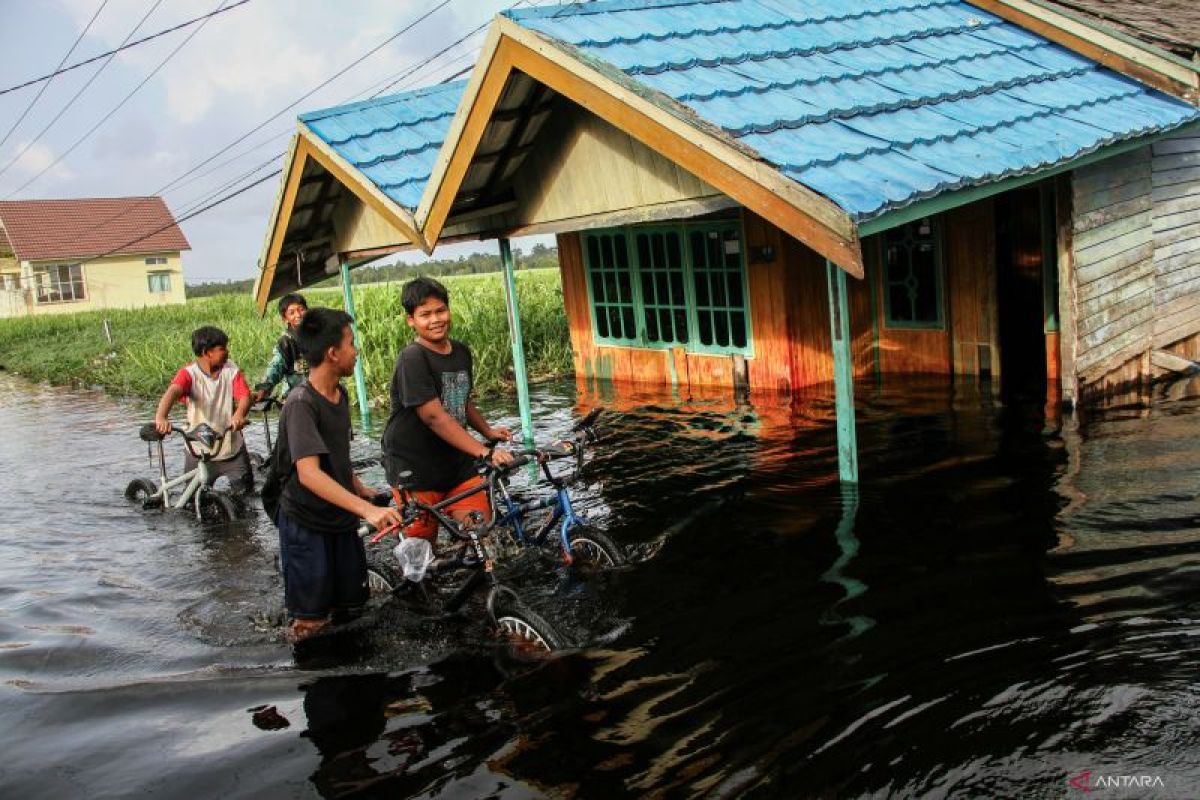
[0,269,572,407]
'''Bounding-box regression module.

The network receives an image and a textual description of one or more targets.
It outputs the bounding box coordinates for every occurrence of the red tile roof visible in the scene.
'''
[0,196,190,262]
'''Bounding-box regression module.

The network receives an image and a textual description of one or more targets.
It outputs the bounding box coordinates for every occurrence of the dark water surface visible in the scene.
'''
[2,372,1200,798]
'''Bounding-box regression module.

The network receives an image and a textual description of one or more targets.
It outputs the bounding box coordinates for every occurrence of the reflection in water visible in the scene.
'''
[2,373,1200,797]
[820,484,873,640]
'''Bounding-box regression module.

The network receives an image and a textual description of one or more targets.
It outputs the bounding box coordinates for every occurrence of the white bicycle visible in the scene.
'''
[125,422,243,523]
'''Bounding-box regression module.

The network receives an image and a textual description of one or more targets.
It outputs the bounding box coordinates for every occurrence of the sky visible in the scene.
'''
[0,0,557,282]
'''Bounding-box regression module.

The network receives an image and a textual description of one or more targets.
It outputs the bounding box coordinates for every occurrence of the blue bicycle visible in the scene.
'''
[487,409,625,571]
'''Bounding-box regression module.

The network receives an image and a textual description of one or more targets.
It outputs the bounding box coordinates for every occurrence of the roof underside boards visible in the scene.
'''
[299,81,467,212]
[508,0,1200,225]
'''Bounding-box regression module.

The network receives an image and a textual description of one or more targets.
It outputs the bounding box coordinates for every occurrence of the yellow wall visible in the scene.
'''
[1,251,187,317]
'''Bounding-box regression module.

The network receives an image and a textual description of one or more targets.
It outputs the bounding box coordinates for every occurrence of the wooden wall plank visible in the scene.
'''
[1074,223,1153,264]
[742,210,794,394]
[1153,166,1200,188]
[1152,151,1200,173]
[1073,211,1153,251]
[945,197,997,376]
[1076,241,1154,286]
[1074,193,1153,231]
[1153,137,1200,157]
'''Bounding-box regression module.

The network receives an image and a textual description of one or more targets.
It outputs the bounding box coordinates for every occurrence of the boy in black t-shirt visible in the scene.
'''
[274,307,403,642]
[381,277,514,542]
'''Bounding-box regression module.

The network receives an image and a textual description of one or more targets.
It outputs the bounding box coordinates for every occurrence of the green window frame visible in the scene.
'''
[582,221,752,355]
[882,217,944,329]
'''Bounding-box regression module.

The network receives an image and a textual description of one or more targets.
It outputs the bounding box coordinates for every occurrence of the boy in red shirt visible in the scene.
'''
[153,326,253,492]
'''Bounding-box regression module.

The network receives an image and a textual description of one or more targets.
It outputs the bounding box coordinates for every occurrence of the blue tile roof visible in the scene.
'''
[508,0,1200,223]
[299,81,466,211]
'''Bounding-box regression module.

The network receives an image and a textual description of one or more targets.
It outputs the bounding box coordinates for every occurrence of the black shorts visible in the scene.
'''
[276,508,367,620]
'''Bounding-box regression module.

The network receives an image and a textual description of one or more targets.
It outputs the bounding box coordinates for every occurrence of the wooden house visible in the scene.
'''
[255,0,1200,481]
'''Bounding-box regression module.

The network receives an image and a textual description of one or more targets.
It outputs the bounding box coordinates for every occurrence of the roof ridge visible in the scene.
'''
[299,80,466,124]
[508,0,729,23]
[727,63,1096,136]
[0,195,164,204]
[627,18,1004,76]
[777,82,1143,173]
[677,40,1051,103]
[571,0,960,49]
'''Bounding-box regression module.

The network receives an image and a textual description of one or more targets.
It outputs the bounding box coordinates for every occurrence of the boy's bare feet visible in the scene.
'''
[287,617,328,642]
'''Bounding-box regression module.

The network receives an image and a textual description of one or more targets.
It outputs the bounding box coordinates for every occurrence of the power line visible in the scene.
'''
[47,0,462,251]
[0,0,252,99]
[82,169,282,267]
[0,0,109,154]
[50,0,550,269]
[0,0,165,186]
[156,0,457,199]
[5,0,236,199]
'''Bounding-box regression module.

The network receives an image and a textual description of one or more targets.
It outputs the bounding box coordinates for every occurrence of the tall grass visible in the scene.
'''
[0,269,572,407]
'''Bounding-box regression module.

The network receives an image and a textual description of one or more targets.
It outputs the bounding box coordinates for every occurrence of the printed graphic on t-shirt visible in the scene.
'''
[441,370,470,425]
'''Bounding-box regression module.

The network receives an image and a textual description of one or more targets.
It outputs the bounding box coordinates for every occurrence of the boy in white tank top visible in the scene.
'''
[153,326,253,492]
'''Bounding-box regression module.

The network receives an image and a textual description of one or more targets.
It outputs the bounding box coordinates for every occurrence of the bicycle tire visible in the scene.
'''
[124,478,162,509]
[565,525,626,570]
[365,548,402,596]
[492,596,568,653]
[197,490,238,523]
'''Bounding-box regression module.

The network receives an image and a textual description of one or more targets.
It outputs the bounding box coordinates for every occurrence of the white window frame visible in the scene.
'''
[147,271,172,293]
[145,256,168,265]
[33,263,86,304]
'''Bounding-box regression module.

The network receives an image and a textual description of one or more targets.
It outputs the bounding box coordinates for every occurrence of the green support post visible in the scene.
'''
[499,238,534,447]
[340,260,371,427]
[826,260,859,484]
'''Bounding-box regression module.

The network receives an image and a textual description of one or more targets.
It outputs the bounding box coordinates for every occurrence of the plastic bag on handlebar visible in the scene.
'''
[394,537,434,582]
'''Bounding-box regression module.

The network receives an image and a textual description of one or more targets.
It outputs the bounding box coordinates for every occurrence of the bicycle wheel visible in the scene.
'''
[197,490,238,523]
[492,595,568,653]
[124,478,163,509]
[365,548,402,596]
[565,526,626,570]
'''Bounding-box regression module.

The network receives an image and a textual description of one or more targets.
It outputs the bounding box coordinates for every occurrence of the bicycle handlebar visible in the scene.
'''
[250,396,283,414]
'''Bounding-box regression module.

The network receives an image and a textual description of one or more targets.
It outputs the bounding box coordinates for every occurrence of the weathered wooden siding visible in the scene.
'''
[558,204,998,393]
[1071,146,1156,383]
[556,230,738,391]
[1151,131,1200,350]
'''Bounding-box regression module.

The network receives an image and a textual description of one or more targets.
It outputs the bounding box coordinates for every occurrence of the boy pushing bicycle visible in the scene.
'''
[273,308,403,641]
[153,326,253,493]
[381,277,515,543]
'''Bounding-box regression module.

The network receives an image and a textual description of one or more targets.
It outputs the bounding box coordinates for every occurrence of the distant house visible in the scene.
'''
[0,197,190,317]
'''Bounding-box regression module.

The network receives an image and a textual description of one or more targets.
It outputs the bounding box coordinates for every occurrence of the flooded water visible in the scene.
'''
[2,370,1200,798]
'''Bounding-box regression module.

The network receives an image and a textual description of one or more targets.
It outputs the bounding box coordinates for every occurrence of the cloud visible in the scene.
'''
[5,141,76,184]
[7,0,525,278]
